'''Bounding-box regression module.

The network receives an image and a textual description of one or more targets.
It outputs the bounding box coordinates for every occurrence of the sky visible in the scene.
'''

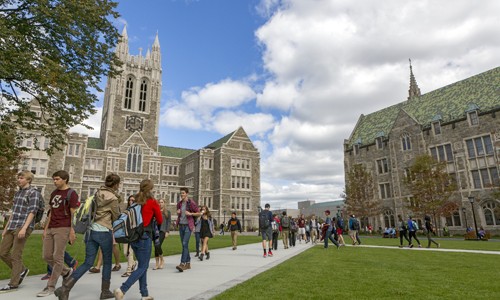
[72,0,500,209]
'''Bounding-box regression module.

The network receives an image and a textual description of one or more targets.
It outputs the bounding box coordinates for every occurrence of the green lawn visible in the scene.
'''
[215,244,500,300]
[0,233,261,280]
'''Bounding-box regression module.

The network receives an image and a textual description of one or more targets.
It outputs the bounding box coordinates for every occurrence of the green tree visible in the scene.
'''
[405,154,458,234]
[0,0,121,157]
[343,164,381,223]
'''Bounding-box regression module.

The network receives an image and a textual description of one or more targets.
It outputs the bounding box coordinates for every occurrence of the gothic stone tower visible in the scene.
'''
[100,26,162,152]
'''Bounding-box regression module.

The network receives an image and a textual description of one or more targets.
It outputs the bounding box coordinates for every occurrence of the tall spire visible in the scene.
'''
[121,25,128,38]
[153,30,160,48]
[407,59,421,101]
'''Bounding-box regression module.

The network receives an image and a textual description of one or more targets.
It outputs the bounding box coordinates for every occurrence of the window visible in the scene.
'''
[430,144,453,162]
[383,209,395,228]
[468,111,479,126]
[471,167,500,189]
[433,121,441,135]
[85,158,104,170]
[203,158,213,170]
[170,192,180,204]
[354,144,360,155]
[379,183,391,199]
[124,76,134,109]
[376,137,384,150]
[67,143,81,157]
[19,158,48,176]
[231,158,250,169]
[185,161,194,175]
[126,145,142,173]
[230,196,251,211]
[163,164,179,176]
[231,176,251,190]
[466,135,493,158]
[139,79,148,112]
[185,178,194,187]
[482,202,500,226]
[401,133,411,151]
[201,196,213,209]
[376,158,389,174]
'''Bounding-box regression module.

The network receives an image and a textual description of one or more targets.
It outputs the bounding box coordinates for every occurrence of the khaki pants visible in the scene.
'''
[310,228,317,243]
[281,229,289,248]
[123,243,136,272]
[231,230,238,247]
[0,227,33,287]
[43,227,72,289]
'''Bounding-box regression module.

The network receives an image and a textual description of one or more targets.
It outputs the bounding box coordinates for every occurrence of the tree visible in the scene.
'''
[0,131,21,212]
[0,0,121,158]
[405,154,458,234]
[343,164,381,223]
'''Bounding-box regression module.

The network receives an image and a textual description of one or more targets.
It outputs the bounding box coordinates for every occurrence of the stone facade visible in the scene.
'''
[344,66,500,235]
[20,28,261,228]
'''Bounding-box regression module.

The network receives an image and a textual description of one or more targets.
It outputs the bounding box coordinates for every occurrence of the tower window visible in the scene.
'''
[124,76,134,110]
[401,133,411,151]
[139,79,148,112]
[127,145,142,173]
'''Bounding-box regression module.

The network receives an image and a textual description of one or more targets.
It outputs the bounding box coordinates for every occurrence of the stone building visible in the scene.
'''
[344,65,500,235]
[18,28,261,228]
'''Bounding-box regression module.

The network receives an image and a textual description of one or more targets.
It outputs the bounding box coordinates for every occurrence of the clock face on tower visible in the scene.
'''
[126,115,144,132]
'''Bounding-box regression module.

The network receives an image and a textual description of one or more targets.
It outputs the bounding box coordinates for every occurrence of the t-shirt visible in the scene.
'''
[49,188,79,228]
[298,218,306,228]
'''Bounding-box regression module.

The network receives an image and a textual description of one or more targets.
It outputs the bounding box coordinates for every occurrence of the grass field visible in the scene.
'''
[215,238,500,300]
[0,233,262,280]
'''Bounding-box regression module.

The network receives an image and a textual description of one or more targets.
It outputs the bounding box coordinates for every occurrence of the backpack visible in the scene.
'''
[353,219,360,230]
[33,189,45,224]
[259,210,270,230]
[113,203,144,244]
[337,217,344,230]
[412,220,419,231]
[291,220,298,233]
[281,216,290,228]
[73,192,98,234]
[271,220,279,232]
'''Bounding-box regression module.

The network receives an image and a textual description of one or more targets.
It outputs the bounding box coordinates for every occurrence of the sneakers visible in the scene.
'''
[36,287,54,297]
[268,251,273,257]
[19,268,29,285]
[0,285,18,293]
[185,263,191,270]
[263,253,267,258]
[89,267,100,273]
[418,245,422,248]
[409,244,414,248]
[141,297,154,300]
[41,273,50,280]
[437,243,441,248]
[114,288,124,300]
[176,263,185,272]
[232,246,236,250]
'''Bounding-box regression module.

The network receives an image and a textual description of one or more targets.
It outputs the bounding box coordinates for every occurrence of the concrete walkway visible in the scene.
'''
[0,241,313,299]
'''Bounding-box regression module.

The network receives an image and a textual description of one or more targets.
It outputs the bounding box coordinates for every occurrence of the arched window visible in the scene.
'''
[383,209,395,228]
[127,145,142,173]
[401,133,411,151]
[124,76,134,110]
[139,79,148,112]
[482,201,500,226]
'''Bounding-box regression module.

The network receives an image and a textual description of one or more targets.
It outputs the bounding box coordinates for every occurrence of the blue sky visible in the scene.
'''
[74,0,500,208]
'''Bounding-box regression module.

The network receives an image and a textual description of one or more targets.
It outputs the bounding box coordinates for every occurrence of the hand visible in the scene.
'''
[69,229,76,245]
[18,228,26,239]
[185,211,191,216]
[1,229,6,238]
[177,209,181,214]
[42,229,47,240]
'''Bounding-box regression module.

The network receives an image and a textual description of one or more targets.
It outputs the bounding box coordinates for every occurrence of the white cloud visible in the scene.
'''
[212,110,275,137]
[70,106,102,137]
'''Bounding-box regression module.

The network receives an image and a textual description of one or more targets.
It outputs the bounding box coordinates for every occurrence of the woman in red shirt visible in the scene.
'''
[114,179,162,300]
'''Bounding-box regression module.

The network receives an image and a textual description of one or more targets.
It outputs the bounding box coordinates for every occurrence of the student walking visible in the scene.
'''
[54,173,121,300]
[175,187,201,272]
[153,199,171,269]
[228,212,242,250]
[280,211,290,249]
[397,215,411,248]
[348,214,360,245]
[121,195,136,277]
[259,203,273,258]
[271,214,281,250]
[408,216,422,248]
[194,216,201,258]
[38,170,80,297]
[42,251,78,280]
[323,210,340,249]
[309,215,318,244]
[198,206,214,261]
[424,215,440,248]
[0,171,43,293]
[114,179,162,300]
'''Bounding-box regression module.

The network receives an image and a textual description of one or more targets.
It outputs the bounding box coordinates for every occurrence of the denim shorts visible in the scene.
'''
[261,227,273,241]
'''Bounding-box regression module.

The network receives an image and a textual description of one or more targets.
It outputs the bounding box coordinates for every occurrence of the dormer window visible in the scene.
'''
[433,121,441,135]
[468,111,479,126]
[401,133,411,151]
[354,144,360,155]
[376,137,383,149]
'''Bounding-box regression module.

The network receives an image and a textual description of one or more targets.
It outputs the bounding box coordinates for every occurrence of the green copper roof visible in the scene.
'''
[87,137,104,150]
[347,66,500,148]
[158,145,196,158]
[204,130,234,149]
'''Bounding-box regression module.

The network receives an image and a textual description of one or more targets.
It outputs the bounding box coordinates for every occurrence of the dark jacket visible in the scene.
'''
[228,217,242,232]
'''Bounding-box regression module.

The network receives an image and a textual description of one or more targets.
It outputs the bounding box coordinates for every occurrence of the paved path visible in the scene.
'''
[0,241,313,299]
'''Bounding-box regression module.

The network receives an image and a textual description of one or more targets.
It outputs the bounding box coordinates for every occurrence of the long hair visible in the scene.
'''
[201,205,211,218]
[136,179,154,205]
[104,173,120,188]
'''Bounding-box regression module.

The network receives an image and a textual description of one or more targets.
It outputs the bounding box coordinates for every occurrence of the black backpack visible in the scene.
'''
[281,216,290,228]
[259,211,270,229]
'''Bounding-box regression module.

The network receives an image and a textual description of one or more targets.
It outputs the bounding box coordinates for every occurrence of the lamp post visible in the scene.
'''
[468,196,479,239]
[242,209,245,232]
[223,210,226,224]
[461,207,468,231]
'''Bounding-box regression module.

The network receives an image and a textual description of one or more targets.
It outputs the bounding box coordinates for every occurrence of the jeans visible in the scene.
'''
[272,231,279,250]
[399,230,410,246]
[409,230,421,245]
[324,230,339,248]
[179,225,192,263]
[72,230,113,282]
[120,233,152,297]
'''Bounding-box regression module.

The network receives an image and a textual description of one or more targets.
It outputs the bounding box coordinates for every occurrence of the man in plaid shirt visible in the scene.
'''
[0,170,44,293]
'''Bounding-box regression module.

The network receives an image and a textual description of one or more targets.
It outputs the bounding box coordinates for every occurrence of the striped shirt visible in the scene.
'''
[7,186,42,230]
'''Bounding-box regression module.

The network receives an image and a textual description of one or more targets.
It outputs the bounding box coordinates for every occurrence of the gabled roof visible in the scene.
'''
[204,130,235,149]
[87,137,104,150]
[158,146,196,158]
[347,66,500,148]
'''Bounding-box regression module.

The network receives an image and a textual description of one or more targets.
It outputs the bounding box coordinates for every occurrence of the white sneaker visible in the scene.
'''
[142,296,154,300]
[36,287,54,297]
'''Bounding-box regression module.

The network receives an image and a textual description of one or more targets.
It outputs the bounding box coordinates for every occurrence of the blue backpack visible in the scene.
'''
[113,203,144,244]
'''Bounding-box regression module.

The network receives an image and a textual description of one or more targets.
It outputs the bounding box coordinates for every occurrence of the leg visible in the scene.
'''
[72,230,100,281]
[179,226,191,263]
[9,227,32,287]
[112,243,121,268]
[63,251,76,268]
[47,227,71,290]
[119,234,151,296]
